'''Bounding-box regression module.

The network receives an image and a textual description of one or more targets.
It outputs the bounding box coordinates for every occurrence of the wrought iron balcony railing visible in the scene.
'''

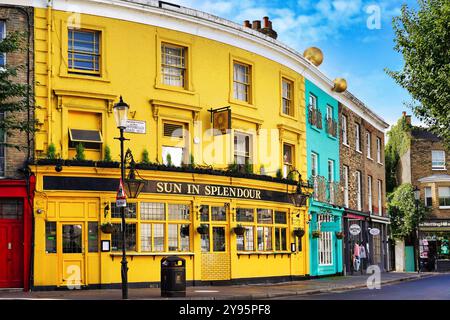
[309,175,344,207]
[326,117,338,137]
[308,106,323,129]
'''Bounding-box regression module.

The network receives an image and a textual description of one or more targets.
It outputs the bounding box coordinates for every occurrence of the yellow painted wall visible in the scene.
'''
[33,6,310,287]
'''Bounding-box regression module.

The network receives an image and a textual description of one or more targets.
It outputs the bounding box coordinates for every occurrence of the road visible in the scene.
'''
[270,274,450,300]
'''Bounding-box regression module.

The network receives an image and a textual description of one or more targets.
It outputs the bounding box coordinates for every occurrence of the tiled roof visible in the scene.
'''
[411,127,442,141]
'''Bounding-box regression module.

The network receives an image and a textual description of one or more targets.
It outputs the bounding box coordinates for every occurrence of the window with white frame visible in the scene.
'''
[283,143,294,178]
[282,78,293,116]
[368,175,373,213]
[311,152,318,177]
[432,150,446,170]
[378,180,383,215]
[438,187,450,208]
[318,214,333,265]
[343,165,349,208]
[328,159,335,203]
[0,21,5,67]
[341,114,348,145]
[376,137,382,163]
[425,187,432,207]
[366,132,372,159]
[326,105,333,120]
[356,170,362,211]
[355,123,361,152]
[234,132,252,165]
[161,43,186,88]
[233,61,251,102]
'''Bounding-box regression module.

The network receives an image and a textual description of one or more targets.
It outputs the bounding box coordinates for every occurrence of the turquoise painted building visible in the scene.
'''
[305,79,344,277]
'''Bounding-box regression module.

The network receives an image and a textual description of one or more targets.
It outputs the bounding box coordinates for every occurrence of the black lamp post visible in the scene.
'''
[413,185,421,274]
[286,169,311,208]
[113,96,131,300]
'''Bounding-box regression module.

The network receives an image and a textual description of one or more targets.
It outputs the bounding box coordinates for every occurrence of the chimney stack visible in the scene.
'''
[243,20,251,28]
[252,20,261,31]
[263,16,270,28]
[402,112,411,125]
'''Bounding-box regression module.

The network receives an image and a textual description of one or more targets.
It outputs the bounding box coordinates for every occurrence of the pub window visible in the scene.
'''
[274,211,287,251]
[236,207,253,222]
[237,226,254,251]
[282,78,293,116]
[45,221,57,254]
[69,128,103,150]
[257,209,273,251]
[68,29,100,75]
[233,61,251,102]
[161,43,186,88]
[211,206,226,221]
[168,204,190,220]
[199,205,227,253]
[212,227,226,252]
[112,223,136,251]
[88,222,98,253]
[168,224,190,252]
[111,202,137,219]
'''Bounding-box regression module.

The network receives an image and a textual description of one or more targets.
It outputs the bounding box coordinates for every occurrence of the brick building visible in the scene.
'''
[0,5,35,290]
[339,101,390,274]
[396,113,450,272]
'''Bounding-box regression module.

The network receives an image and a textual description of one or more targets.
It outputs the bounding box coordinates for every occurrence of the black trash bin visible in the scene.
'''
[161,256,186,297]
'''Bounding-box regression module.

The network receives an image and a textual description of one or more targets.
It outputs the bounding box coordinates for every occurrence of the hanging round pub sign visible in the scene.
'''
[369,228,380,236]
[349,224,361,235]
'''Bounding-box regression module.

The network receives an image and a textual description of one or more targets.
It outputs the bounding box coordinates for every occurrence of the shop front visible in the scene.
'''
[309,202,344,277]
[418,219,450,272]
[343,210,370,275]
[31,165,310,290]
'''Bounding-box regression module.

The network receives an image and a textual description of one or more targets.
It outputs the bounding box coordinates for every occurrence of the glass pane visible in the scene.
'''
[281,228,287,251]
[245,227,254,251]
[168,224,178,251]
[275,211,287,224]
[180,224,190,251]
[140,202,165,220]
[153,223,164,252]
[201,233,210,252]
[45,222,57,254]
[265,227,272,250]
[257,209,273,224]
[211,206,226,221]
[200,205,209,222]
[88,222,98,252]
[168,204,190,220]
[236,208,253,222]
[140,223,152,252]
[257,227,264,250]
[111,202,136,219]
[0,199,23,219]
[111,223,136,251]
[213,227,226,252]
[62,224,82,253]
[162,146,183,167]
[237,234,244,251]
[275,228,280,251]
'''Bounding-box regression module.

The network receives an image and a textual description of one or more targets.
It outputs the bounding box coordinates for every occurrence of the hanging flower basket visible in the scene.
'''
[100,222,115,234]
[312,230,321,238]
[233,224,246,236]
[180,225,190,237]
[293,228,305,238]
[196,224,209,235]
[335,231,345,239]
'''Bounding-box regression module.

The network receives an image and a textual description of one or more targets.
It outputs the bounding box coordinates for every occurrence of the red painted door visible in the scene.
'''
[0,199,24,288]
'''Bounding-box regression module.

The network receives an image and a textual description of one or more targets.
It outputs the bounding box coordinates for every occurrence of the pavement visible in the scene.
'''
[0,272,438,300]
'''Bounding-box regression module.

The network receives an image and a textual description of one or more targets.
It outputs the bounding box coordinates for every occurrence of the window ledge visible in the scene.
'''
[439,206,450,210]
[432,168,447,171]
[327,134,337,140]
[229,98,256,109]
[355,149,363,154]
[310,125,321,133]
[60,71,110,83]
[377,161,384,166]
[367,157,374,161]
[237,251,292,256]
[154,83,196,95]
[280,112,298,121]
[342,142,350,148]
[110,252,195,256]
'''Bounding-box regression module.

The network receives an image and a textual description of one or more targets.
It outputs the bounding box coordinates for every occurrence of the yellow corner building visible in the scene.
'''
[30,0,315,289]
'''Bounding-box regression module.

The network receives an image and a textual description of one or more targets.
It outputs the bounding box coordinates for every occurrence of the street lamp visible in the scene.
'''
[286,169,311,207]
[413,185,421,274]
[113,96,130,299]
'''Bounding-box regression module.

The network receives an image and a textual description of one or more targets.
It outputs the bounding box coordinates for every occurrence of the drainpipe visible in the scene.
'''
[46,1,53,146]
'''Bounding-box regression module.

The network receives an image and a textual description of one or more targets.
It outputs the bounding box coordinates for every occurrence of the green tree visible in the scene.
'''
[385,116,411,192]
[387,183,428,240]
[141,149,149,164]
[104,145,112,162]
[0,30,36,153]
[386,0,450,147]
[47,143,56,160]
[74,143,85,161]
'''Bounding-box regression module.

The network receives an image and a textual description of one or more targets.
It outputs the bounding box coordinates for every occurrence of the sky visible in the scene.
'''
[169,0,421,128]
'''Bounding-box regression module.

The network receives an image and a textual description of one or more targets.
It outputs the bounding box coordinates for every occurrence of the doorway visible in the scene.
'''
[60,222,85,287]
[199,204,231,281]
[0,199,24,288]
